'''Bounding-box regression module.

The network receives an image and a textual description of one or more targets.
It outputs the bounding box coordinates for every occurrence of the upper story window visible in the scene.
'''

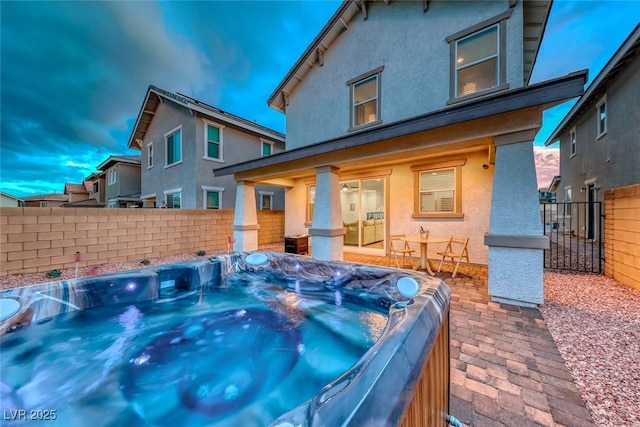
[93,182,99,193]
[447,10,510,102]
[202,186,223,209]
[411,159,465,218]
[147,142,154,168]
[203,120,225,162]
[570,127,577,157]
[347,66,383,129]
[107,169,117,185]
[165,126,182,167]
[596,95,607,138]
[261,140,274,157]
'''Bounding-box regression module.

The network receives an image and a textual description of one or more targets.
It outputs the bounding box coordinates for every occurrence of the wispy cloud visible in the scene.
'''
[534,146,560,189]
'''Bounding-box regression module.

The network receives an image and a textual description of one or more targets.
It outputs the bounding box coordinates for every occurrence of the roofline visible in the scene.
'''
[128,85,285,149]
[548,175,561,192]
[0,191,23,201]
[267,0,551,110]
[96,155,142,171]
[266,1,351,108]
[217,70,586,177]
[544,23,640,146]
[524,0,553,86]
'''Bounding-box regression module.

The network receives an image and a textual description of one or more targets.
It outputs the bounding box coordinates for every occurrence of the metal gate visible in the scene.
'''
[540,202,603,273]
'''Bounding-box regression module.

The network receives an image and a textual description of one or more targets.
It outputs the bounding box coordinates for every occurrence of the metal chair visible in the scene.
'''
[436,236,470,278]
[388,234,416,269]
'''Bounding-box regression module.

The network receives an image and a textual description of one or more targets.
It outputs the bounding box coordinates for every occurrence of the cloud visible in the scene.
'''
[0,1,340,197]
[534,146,560,190]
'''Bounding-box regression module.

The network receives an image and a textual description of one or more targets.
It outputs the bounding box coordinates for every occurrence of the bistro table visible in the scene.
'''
[402,235,449,276]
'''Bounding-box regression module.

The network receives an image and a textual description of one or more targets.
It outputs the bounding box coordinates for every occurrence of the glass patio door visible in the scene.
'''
[340,177,385,251]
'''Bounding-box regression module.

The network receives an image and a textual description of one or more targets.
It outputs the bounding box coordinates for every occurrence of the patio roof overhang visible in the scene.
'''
[216,71,586,184]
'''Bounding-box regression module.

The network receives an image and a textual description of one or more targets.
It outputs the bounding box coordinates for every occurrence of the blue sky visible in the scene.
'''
[1,1,638,197]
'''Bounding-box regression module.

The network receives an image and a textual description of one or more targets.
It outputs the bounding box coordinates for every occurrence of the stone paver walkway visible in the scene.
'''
[340,251,595,427]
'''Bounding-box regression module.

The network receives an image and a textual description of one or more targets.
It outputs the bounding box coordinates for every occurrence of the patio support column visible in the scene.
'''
[484,130,549,307]
[232,180,260,252]
[309,166,345,261]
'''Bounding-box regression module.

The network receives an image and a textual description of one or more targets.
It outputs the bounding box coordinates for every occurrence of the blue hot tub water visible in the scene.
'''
[0,252,450,427]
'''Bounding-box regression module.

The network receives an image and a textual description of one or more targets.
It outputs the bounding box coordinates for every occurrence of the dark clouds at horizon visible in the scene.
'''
[1,1,638,197]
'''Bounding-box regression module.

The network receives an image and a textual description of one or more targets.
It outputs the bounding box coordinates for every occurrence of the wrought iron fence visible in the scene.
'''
[540,202,603,273]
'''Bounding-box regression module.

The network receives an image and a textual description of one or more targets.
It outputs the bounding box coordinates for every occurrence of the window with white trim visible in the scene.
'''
[40,201,47,207]
[446,11,511,101]
[107,201,117,208]
[259,191,274,210]
[570,127,577,157]
[147,142,154,168]
[596,95,607,138]
[165,126,182,166]
[202,186,224,209]
[107,169,117,185]
[419,169,455,213]
[455,25,499,97]
[347,66,383,129]
[165,191,181,209]
[261,140,273,157]
[307,184,316,224]
[412,159,465,218]
[203,120,224,161]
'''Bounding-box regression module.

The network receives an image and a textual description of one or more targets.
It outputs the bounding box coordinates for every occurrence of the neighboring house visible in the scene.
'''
[21,193,68,207]
[83,171,107,206]
[127,86,285,210]
[96,155,143,208]
[63,182,91,203]
[216,0,586,306]
[0,192,23,207]
[544,24,640,241]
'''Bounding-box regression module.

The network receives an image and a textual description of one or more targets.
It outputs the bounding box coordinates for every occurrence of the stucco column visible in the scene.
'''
[232,180,260,252]
[484,130,549,307]
[309,166,345,261]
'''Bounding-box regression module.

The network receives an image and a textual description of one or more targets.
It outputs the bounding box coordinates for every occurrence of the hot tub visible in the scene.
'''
[0,252,450,426]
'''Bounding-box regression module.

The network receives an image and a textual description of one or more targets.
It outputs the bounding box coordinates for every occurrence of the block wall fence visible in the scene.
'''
[604,184,640,291]
[0,208,284,276]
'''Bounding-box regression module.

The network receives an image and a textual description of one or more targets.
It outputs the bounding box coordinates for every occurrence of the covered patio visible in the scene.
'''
[215,71,586,307]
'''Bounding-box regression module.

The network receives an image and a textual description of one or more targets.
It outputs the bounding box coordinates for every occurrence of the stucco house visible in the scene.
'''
[96,155,143,208]
[63,182,91,204]
[21,193,68,208]
[544,24,639,240]
[215,0,586,306]
[83,171,107,206]
[127,86,286,210]
[544,24,639,290]
[0,192,23,207]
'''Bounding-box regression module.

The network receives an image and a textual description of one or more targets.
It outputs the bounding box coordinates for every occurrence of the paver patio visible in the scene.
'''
[340,251,595,427]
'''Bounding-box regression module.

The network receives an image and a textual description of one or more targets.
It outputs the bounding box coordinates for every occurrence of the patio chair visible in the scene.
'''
[388,234,416,269]
[436,236,470,278]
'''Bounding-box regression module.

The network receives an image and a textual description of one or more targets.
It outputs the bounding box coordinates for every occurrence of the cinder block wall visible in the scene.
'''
[0,208,284,276]
[604,184,640,291]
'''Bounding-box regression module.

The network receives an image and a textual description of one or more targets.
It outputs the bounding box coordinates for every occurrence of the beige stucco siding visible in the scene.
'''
[284,150,492,264]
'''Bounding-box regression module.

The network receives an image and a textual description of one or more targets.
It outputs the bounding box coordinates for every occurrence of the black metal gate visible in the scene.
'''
[541,202,604,273]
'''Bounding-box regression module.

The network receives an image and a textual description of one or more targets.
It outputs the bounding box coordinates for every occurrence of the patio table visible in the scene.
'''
[402,235,449,276]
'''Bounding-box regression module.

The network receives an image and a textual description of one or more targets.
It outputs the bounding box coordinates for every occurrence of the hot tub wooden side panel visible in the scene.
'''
[399,311,450,427]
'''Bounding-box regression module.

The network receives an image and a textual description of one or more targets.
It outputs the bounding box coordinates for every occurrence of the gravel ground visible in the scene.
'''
[541,271,640,427]
[1,256,638,426]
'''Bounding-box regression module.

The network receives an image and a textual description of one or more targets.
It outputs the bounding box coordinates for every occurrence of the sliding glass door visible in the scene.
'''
[340,177,385,251]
